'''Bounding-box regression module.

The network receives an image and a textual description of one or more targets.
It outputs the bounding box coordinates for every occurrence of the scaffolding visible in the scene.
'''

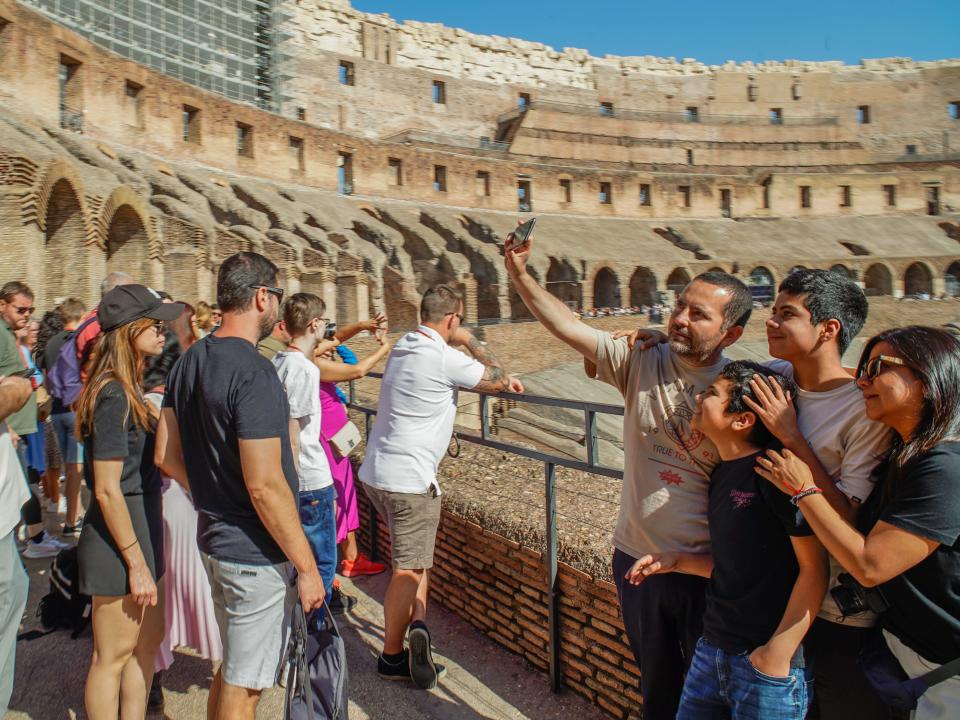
[22,0,291,110]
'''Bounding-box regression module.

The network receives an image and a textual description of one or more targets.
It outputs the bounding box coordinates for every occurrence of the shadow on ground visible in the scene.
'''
[7,542,606,720]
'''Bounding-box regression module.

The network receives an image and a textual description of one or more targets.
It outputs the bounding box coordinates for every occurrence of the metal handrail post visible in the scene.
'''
[545,461,562,692]
[362,410,379,562]
[584,409,598,467]
[480,393,489,439]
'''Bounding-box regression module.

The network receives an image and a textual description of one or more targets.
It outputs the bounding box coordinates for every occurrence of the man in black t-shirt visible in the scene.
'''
[156,252,324,720]
[628,361,828,720]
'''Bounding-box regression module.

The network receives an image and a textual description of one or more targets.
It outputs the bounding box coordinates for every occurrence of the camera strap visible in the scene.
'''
[920,656,960,689]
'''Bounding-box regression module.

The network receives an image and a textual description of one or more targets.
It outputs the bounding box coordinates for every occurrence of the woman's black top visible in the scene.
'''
[858,442,960,664]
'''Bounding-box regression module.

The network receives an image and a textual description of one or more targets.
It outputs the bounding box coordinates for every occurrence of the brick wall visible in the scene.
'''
[355,484,645,719]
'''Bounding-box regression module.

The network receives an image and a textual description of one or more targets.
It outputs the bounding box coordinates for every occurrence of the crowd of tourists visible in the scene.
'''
[0,235,957,720]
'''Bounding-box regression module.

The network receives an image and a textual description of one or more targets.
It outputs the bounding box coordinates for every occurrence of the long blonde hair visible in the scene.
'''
[76,317,155,438]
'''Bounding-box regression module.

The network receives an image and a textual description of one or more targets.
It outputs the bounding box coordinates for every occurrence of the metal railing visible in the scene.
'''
[500,99,838,126]
[383,129,511,153]
[347,372,624,692]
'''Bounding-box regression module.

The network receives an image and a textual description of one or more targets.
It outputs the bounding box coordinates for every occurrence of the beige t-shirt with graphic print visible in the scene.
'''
[593,331,728,560]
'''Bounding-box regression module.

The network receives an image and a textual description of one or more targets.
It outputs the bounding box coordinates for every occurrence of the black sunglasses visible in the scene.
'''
[858,354,910,381]
[249,284,284,303]
[445,311,465,323]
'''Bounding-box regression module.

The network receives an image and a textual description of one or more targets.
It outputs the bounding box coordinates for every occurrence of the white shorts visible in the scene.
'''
[201,553,295,690]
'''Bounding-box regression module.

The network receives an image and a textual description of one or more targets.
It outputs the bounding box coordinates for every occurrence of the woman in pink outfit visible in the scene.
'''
[144,302,222,712]
[313,329,392,578]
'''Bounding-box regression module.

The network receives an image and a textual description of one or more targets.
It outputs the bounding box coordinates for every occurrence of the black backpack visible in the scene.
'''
[37,546,92,638]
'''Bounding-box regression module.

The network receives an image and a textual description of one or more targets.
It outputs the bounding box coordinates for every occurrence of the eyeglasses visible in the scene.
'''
[445,312,465,323]
[248,284,284,303]
[858,354,910,381]
[151,321,165,333]
[12,305,34,316]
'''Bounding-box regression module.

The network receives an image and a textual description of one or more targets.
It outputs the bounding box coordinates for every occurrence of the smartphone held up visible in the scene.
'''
[508,217,536,254]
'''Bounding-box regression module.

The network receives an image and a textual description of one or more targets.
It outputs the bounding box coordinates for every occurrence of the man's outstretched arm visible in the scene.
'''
[504,234,599,363]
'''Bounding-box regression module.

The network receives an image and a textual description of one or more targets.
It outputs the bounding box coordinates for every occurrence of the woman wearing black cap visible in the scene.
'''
[75,284,183,720]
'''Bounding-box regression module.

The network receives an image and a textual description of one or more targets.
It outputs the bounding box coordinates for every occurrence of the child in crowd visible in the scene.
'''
[272,293,339,604]
[629,361,828,720]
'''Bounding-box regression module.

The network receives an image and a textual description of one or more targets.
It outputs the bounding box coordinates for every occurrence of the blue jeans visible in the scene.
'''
[677,637,813,720]
[298,486,337,597]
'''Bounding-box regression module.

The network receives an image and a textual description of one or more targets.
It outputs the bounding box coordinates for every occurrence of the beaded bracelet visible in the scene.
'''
[790,487,823,506]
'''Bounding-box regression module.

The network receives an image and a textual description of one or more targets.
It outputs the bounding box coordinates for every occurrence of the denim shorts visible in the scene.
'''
[201,553,294,690]
[677,637,813,720]
[299,485,337,596]
[52,412,83,465]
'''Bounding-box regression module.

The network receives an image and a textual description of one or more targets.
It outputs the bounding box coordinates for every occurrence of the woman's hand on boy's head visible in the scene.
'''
[756,448,816,496]
[743,375,802,446]
[624,553,679,586]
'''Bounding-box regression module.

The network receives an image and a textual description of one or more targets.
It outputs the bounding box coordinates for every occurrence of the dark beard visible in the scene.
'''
[257,311,277,342]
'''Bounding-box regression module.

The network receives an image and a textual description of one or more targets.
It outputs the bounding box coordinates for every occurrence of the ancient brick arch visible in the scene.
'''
[903,261,934,297]
[945,261,960,297]
[546,257,581,307]
[42,177,93,307]
[99,187,160,260]
[27,157,97,249]
[666,266,692,295]
[629,267,657,306]
[863,262,894,296]
[105,204,151,285]
[829,263,855,280]
[592,266,621,308]
[747,266,776,302]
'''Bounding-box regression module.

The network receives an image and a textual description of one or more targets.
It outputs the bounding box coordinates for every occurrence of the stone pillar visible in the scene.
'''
[337,273,360,324]
[322,273,338,324]
[933,274,946,298]
[458,273,478,324]
[356,276,370,323]
[284,265,301,296]
[149,257,164,291]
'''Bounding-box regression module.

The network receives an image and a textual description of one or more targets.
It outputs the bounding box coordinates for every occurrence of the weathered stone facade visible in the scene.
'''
[0,0,958,325]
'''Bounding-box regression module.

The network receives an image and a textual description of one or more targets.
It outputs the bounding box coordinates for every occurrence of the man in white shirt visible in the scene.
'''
[0,374,33,714]
[504,234,753,720]
[273,293,339,603]
[360,285,522,690]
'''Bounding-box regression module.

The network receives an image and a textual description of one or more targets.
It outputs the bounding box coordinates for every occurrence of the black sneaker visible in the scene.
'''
[408,621,444,690]
[378,649,411,681]
[147,671,164,711]
[62,521,83,537]
[329,586,357,615]
[378,649,446,686]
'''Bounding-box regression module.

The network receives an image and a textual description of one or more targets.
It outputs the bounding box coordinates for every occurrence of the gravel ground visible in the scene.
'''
[346,297,960,582]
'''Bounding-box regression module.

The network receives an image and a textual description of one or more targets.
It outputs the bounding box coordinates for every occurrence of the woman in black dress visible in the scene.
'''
[76,285,182,720]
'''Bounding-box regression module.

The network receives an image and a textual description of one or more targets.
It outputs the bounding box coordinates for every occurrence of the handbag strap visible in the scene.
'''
[921,655,960,688]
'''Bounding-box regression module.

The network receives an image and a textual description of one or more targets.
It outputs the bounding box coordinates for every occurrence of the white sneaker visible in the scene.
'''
[22,534,68,559]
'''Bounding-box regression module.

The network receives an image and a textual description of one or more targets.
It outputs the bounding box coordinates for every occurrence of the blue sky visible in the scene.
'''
[351,1,959,66]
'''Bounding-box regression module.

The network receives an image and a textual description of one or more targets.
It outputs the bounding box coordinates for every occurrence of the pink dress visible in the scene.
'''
[319,382,360,543]
[155,477,222,671]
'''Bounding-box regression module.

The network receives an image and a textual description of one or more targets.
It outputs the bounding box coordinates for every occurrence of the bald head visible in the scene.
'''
[100,272,134,297]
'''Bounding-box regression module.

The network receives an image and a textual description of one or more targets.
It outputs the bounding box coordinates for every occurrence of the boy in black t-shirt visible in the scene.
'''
[627,361,828,719]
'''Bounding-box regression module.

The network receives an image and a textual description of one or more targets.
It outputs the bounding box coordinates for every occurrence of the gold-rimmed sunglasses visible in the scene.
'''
[858,354,909,381]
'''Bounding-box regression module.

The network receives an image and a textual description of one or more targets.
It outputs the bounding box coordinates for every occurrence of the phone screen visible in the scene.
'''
[512,217,536,248]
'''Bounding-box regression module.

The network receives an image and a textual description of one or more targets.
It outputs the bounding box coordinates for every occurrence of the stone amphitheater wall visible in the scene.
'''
[0,1,958,221]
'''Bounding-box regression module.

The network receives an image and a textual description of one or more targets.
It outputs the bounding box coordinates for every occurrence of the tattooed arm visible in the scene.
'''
[450,328,520,393]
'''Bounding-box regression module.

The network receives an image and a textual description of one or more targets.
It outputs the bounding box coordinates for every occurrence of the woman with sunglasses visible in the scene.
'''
[75,285,183,720]
[757,326,960,719]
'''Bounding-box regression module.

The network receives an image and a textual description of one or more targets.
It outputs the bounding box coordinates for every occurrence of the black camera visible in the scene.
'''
[830,573,891,617]
[323,321,337,340]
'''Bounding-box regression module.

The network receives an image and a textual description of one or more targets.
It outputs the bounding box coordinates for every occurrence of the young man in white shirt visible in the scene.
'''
[745,269,893,719]
[273,293,339,604]
[360,285,522,690]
